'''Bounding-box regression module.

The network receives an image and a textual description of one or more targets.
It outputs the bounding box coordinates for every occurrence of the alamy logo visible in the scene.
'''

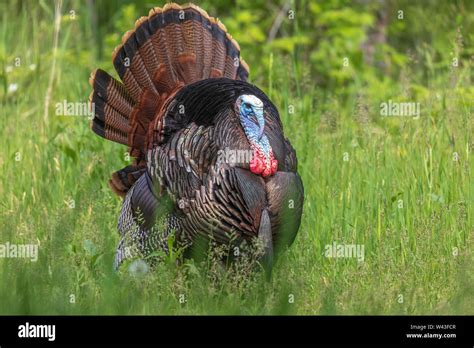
[18,322,56,341]
[0,242,38,262]
[380,99,420,118]
[324,242,365,262]
[217,147,254,166]
[55,99,95,119]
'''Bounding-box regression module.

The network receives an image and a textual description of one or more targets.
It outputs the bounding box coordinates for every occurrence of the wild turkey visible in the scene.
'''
[88,3,304,271]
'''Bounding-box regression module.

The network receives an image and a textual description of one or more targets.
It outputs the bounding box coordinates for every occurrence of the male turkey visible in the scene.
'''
[89,3,304,271]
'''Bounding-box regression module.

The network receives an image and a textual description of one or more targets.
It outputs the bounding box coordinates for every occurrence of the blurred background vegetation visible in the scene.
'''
[2,0,473,103]
[0,0,472,315]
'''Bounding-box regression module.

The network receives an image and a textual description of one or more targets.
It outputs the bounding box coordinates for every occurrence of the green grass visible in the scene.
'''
[0,1,472,315]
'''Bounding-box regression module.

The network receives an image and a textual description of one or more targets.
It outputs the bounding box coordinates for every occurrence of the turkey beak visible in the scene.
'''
[256,108,265,140]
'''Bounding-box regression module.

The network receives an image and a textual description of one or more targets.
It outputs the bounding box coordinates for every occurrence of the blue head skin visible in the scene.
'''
[236,94,266,143]
[235,94,277,176]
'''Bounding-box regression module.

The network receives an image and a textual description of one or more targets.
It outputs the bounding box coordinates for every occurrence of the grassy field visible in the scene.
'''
[0,1,472,315]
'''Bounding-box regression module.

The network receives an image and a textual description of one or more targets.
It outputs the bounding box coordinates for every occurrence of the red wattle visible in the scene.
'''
[250,146,278,177]
[271,158,278,175]
[250,151,265,175]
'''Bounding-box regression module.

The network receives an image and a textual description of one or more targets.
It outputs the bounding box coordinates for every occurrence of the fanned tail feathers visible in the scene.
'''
[89,2,249,195]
